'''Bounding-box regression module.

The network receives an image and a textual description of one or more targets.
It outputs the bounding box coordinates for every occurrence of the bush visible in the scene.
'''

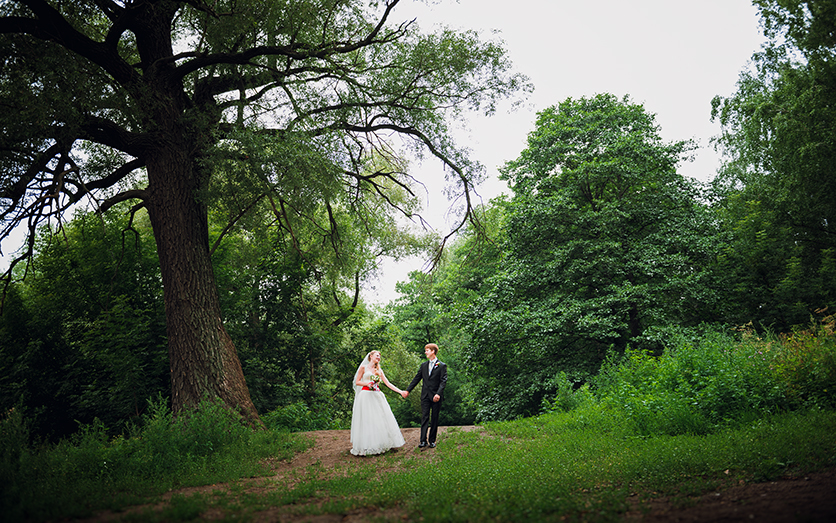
[0,408,29,521]
[262,400,344,432]
[541,372,595,414]
[590,320,836,438]
[594,327,787,436]
[771,314,836,407]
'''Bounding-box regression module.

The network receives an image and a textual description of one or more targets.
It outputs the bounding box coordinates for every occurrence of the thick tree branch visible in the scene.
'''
[83,158,146,193]
[10,0,137,85]
[98,189,149,214]
[78,116,147,157]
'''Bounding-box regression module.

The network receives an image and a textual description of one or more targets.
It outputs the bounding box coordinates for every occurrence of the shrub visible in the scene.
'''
[541,372,595,413]
[771,314,836,407]
[594,326,790,436]
[262,400,343,432]
[0,408,29,521]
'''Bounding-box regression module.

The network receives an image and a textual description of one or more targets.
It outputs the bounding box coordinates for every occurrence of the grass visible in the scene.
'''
[363,407,836,522]
[3,318,835,522]
[0,398,313,522]
[92,407,836,523]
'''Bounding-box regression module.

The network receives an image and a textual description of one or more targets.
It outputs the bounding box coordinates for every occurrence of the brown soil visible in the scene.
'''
[87,426,836,522]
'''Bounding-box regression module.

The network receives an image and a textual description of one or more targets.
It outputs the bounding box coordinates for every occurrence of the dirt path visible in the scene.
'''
[91,426,836,522]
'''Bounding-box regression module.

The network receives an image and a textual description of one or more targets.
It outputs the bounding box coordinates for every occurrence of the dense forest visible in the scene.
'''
[1,0,835,444]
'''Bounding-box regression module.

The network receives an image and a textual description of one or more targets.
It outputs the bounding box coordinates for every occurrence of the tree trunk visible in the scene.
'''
[628,302,642,339]
[144,143,261,427]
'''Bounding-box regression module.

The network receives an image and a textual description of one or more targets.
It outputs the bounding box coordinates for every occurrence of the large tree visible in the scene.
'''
[463,95,722,420]
[710,0,836,328]
[0,0,526,422]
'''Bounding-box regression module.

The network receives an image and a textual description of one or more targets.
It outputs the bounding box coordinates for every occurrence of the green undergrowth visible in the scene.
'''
[0,398,311,522]
[5,406,834,523]
[107,407,835,523]
[3,319,834,522]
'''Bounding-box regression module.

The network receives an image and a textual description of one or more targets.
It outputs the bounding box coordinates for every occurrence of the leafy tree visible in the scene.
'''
[0,0,527,422]
[711,0,836,329]
[0,207,168,438]
[390,201,507,424]
[462,94,722,420]
[208,150,434,416]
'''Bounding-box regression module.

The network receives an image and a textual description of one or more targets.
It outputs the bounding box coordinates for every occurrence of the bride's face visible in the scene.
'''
[370,352,381,364]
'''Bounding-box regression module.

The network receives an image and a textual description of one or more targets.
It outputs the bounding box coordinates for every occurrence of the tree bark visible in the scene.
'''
[144,141,261,426]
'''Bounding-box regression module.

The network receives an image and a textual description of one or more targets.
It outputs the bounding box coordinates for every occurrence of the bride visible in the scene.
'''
[350,350,407,456]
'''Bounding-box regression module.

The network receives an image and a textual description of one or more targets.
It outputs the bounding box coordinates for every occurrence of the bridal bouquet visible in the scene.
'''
[370,374,381,391]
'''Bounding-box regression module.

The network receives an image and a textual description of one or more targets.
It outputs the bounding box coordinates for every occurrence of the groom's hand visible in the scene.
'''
[433,394,440,402]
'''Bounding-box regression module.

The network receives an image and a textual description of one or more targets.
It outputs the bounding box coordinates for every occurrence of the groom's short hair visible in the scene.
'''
[425,343,439,354]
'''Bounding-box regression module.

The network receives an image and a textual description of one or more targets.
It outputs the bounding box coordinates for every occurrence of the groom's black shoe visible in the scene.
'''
[418,442,428,448]
[429,442,436,448]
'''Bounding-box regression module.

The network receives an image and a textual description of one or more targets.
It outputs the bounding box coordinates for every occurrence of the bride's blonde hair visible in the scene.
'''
[367,350,381,372]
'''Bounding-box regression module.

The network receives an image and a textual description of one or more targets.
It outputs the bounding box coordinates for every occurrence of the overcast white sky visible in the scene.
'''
[362,0,767,305]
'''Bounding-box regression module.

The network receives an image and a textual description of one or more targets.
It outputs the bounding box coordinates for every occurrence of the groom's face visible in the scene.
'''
[425,347,435,360]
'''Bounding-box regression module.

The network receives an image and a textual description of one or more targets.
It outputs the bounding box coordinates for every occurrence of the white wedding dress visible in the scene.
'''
[350,368,406,456]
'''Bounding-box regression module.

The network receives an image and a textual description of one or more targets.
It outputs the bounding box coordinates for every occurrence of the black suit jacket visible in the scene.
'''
[407,360,447,400]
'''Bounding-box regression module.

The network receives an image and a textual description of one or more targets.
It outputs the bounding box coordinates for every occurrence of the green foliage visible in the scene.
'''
[262,400,343,432]
[0,407,27,520]
[591,322,836,437]
[4,324,836,522]
[770,314,836,407]
[711,0,836,330]
[541,372,595,414]
[1,0,528,420]
[0,397,309,521]
[389,223,505,426]
[58,406,833,522]
[0,208,168,439]
[459,94,721,421]
[0,192,426,440]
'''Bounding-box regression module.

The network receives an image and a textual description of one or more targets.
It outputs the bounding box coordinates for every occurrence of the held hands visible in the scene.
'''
[400,390,409,399]
[433,394,440,403]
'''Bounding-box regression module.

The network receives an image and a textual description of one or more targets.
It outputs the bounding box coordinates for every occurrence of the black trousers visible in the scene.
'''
[420,396,441,443]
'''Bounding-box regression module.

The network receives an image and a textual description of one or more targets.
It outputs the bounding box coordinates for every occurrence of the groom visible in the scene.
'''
[405,343,447,448]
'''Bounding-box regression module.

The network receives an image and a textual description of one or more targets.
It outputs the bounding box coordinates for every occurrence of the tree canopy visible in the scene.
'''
[4,1,835,434]
[0,0,528,422]
[460,94,721,419]
[711,0,836,329]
